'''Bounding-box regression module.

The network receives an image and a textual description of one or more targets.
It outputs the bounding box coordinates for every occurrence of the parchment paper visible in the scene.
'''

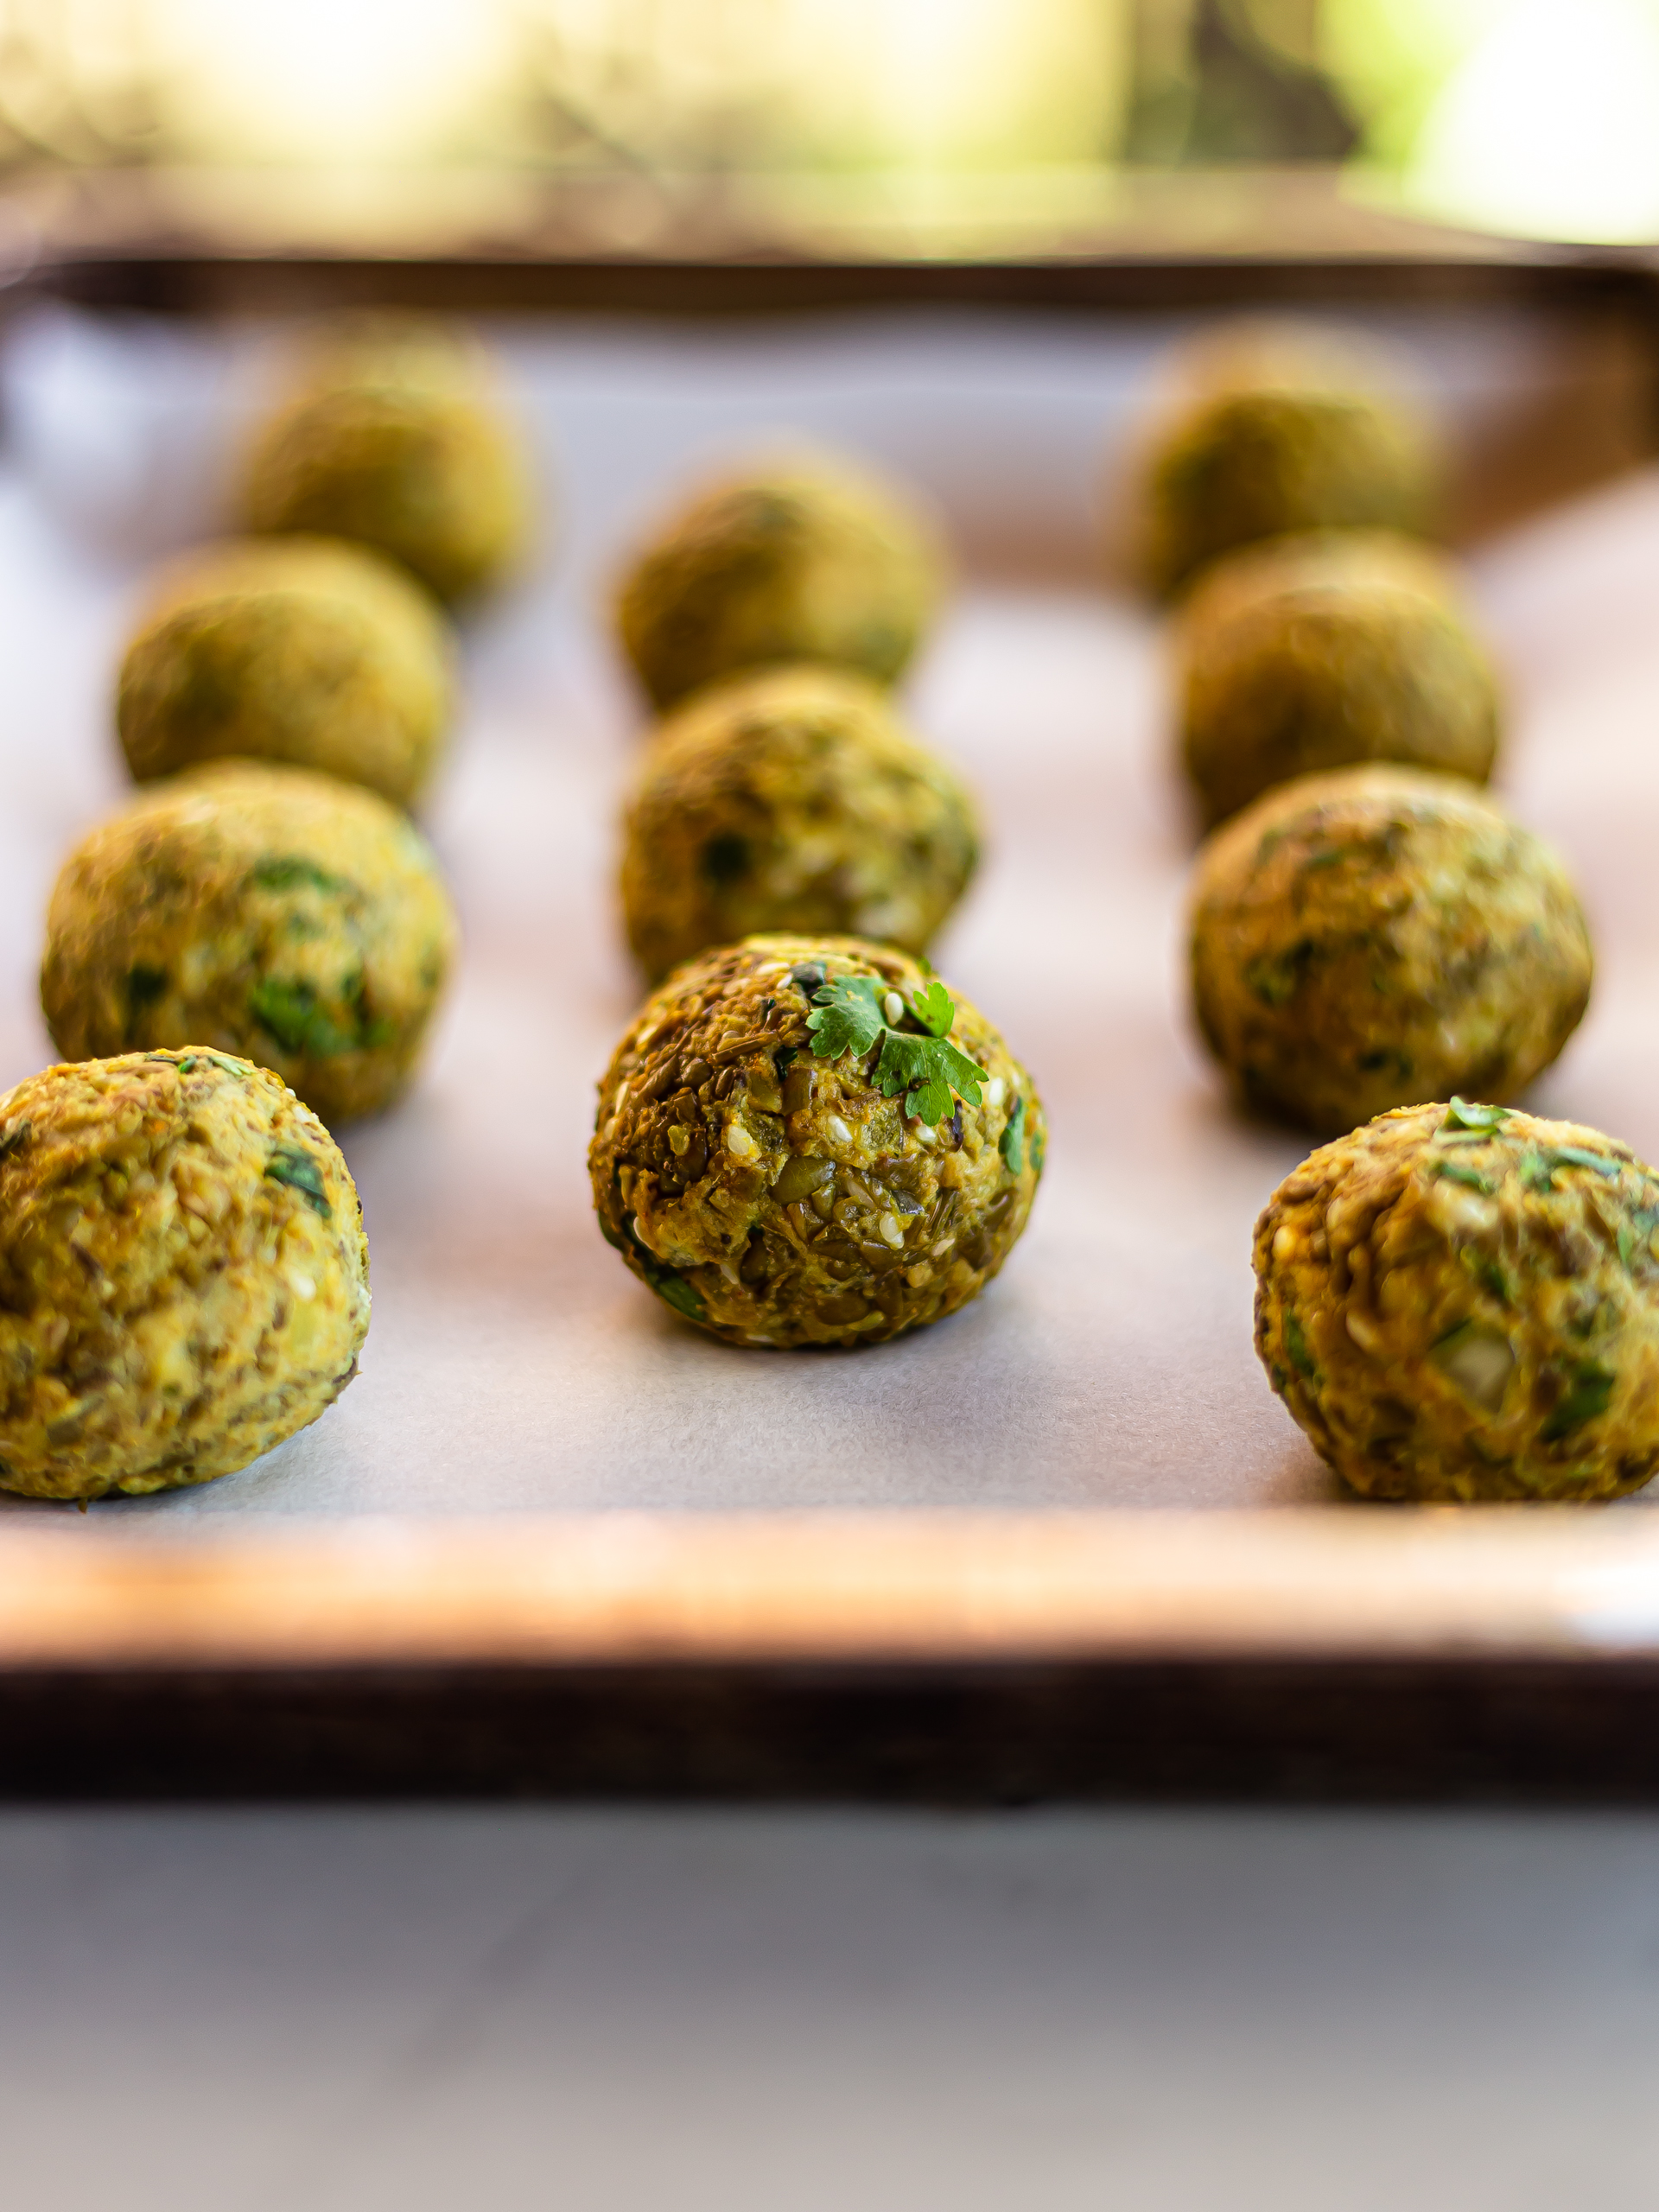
[1,298,1656,1517]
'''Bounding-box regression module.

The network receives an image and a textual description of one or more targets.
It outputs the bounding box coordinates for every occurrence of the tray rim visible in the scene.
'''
[5,217,1659,1793]
[0,1507,1656,1674]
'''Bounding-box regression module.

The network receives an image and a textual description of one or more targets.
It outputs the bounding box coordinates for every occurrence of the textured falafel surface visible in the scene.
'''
[620,666,980,982]
[117,536,454,809]
[242,330,531,603]
[1177,531,1499,827]
[589,935,1043,1348]
[1255,1103,1659,1502]
[43,762,457,1125]
[0,1050,369,1500]
[1135,327,1433,599]
[1190,766,1591,1133]
[615,458,944,711]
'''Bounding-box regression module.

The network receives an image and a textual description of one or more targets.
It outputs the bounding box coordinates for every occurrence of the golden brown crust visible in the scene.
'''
[615,458,945,712]
[588,934,1043,1348]
[43,762,457,1124]
[1190,766,1591,1132]
[1176,531,1499,826]
[117,536,454,808]
[620,667,980,982]
[1132,324,1435,599]
[1255,1103,1659,1501]
[241,332,531,603]
[0,1051,370,1500]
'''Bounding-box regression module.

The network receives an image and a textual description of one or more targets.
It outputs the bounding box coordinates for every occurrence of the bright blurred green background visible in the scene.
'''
[2,0,1656,245]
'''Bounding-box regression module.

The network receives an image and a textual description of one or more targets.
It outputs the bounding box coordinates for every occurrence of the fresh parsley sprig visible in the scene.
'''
[804,973,985,1127]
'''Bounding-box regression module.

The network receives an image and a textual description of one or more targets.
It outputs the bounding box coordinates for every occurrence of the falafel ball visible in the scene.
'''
[1191,766,1591,1133]
[1133,325,1434,599]
[43,762,457,1125]
[620,666,980,983]
[615,455,946,712]
[1255,1100,1659,1502]
[241,327,531,603]
[0,1049,369,1501]
[117,537,454,809]
[1177,532,1499,828]
[589,934,1043,1348]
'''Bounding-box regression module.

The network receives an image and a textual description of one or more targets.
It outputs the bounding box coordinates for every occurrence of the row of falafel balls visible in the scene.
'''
[1,315,1647,1510]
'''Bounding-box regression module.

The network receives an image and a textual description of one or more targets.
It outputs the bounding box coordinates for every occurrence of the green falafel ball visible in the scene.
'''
[1190,766,1591,1133]
[1177,532,1500,828]
[242,327,531,603]
[43,762,457,1124]
[117,537,454,810]
[590,934,1043,1348]
[620,667,980,983]
[1134,325,1435,599]
[615,455,946,712]
[1255,1102,1659,1502]
[0,1049,369,1500]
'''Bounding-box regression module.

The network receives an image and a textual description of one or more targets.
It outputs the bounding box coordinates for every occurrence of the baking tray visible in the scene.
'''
[4,187,1659,1797]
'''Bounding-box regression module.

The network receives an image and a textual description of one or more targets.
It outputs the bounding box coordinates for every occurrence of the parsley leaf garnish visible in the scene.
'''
[804,974,887,1061]
[908,981,955,1038]
[805,972,986,1126]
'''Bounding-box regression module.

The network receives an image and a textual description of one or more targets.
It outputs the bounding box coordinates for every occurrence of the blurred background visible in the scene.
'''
[2,0,1659,254]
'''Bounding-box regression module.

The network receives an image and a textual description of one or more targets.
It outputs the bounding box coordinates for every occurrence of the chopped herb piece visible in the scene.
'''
[1459,1247,1510,1305]
[1444,1098,1509,1132]
[264,1143,331,1217]
[249,977,367,1058]
[1546,1145,1622,1179]
[1432,1160,1493,1192]
[1243,939,1317,1007]
[1000,1096,1027,1176]
[652,1273,707,1322]
[790,962,827,1001]
[1540,1362,1616,1443]
[250,855,349,895]
[1619,1224,1636,1271]
[1284,1311,1318,1381]
[1522,1145,1622,1191]
[0,1121,29,1163]
[152,1050,248,1077]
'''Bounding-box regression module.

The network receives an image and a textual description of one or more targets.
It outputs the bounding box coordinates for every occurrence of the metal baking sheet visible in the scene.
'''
[3,281,1659,1796]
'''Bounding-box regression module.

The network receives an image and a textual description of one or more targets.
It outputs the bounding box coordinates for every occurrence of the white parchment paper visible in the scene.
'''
[0,298,1656,1518]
